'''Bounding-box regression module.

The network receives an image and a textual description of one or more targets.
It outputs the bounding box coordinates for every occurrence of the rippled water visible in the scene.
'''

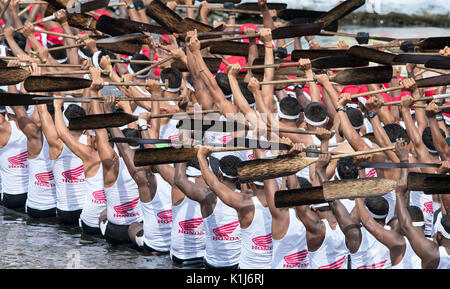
[1,26,450,269]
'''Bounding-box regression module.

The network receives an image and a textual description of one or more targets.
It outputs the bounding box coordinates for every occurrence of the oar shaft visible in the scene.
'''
[352,85,404,98]
[260,77,315,86]
[384,93,450,106]
[330,146,395,160]
[133,56,174,77]
[150,109,220,119]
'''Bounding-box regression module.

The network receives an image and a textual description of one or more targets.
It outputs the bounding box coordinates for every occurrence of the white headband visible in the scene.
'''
[78,48,90,60]
[365,205,388,219]
[310,203,330,209]
[92,50,101,68]
[159,78,180,93]
[436,220,450,239]
[128,63,150,79]
[304,115,327,127]
[186,81,195,92]
[186,166,202,177]
[412,221,425,227]
[253,181,264,186]
[277,102,300,120]
[224,93,233,100]
[219,166,237,179]
[56,56,68,64]
[334,167,342,180]
[444,114,450,126]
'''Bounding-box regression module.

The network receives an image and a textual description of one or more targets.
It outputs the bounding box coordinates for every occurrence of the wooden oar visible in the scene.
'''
[95,15,170,36]
[209,41,265,57]
[237,146,396,183]
[291,49,348,61]
[197,23,323,45]
[0,92,54,106]
[175,2,287,14]
[68,110,220,130]
[352,74,450,99]
[274,178,397,207]
[319,30,396,42]
[133,146,250,166]
[259,65,393,87]
[171,57,222,73]
[0,67,31,85]
[358,162,441,169]
[392,53,450,65]
[31,96,181,102]
[407,172,450,194]
[346,45,400,65]
[382,93,450,106]
[425,59,450,70]
[313,0,365,29]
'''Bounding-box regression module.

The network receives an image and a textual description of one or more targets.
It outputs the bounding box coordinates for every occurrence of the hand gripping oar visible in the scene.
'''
[274,177,397,207]
[259,65,393,87]
[237,145,396,183]
[68,110,220,130]
[133,146,251,166]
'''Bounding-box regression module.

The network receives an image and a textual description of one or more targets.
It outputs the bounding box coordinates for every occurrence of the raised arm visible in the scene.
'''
[394,139,440,269]
[425,102,450,161]
[173,161,214,203]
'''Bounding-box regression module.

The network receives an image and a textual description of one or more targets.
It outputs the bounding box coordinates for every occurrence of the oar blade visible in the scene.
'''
[277,9,327,21]
[145,0,184,33]
[417,37,450,51]
[393,54,449,65]
[236,2,287,11]
[425,59,450,70]
[68,112,137,130]
[314,0,365,28]
[291,49,348,61]
[416,74,450,88]
[0,92,51,106]
[407,172,450,194]
[97,41,142,56]
[96,15,169,36]
[134,147,198,166]
[347,45,399,65]
[209,41,265,57]
[271,23,323,40]
[24,76,92,92]
[311,56,369,69]
[0,67,30,85]
[332,65,393,85]
[171,57,222,73]
[237,155,317,183]
[109,137,172,145]
[274,178,397,207]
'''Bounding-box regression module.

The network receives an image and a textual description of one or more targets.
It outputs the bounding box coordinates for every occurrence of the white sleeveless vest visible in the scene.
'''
[51,134,87,211]
[391,237,421,269]
[203,197,241,267]
[437,246,450,269]
[26,137,57,210]
[308,219,349,269]
[79,164,105,228]
[104,158,142,225]
[0,121,29,195]
[141,173,173,252]
[272,209,309,269]
[170,179,206,260]
[239,196,273,269]
[350,227,392,269]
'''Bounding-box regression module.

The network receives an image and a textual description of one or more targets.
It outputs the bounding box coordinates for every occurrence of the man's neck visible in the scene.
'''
[223,180,237,191]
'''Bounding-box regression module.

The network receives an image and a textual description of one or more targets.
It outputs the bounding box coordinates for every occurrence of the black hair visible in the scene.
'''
[208,155,220,178]
[219,155,242,180]
[279,96,301,118]
[336,157,358,180]
[422,126,445,153]
[346,107,364,129]
[364,196,389,221]
[48,44,67,63]
[215,73,232,96]
[64,104,86,121]
[129,53,150,75]
[160,67,182,89]
[13,32,26,51]
[121,128,141,147]
[187,156,203,171]
[297,176,312,189]
[440,214,450,239]
[304,102,327,123]
[383,123,407,143]
[406,205,424,223]
[238,82,255,105]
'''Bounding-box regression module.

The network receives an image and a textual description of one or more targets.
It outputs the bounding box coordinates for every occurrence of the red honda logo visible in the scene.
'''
[219,135,232,144]
[212,220,240,240]
[8,151,28,168]
[92,190,106,204]
[251,233,272,251]
[157,209,173,224]
[178,218,204,235]
[357,259,387,269]
[318,256,347,269]
[35,171,55,187]
[61,165,85,183]
[283,250,309,268]
[168,135,179,147]
[113,197,140,218]
[366,168,376,178]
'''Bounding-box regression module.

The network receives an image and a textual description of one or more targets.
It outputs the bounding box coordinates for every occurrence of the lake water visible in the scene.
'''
[1,26,450,269]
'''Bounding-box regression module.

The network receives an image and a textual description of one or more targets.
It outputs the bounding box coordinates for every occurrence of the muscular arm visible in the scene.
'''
[11,104,42,157]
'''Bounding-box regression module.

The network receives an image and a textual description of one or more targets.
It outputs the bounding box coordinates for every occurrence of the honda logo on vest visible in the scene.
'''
[212,220,240,241]
[61,165,85,183]
[8,151,28,169]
